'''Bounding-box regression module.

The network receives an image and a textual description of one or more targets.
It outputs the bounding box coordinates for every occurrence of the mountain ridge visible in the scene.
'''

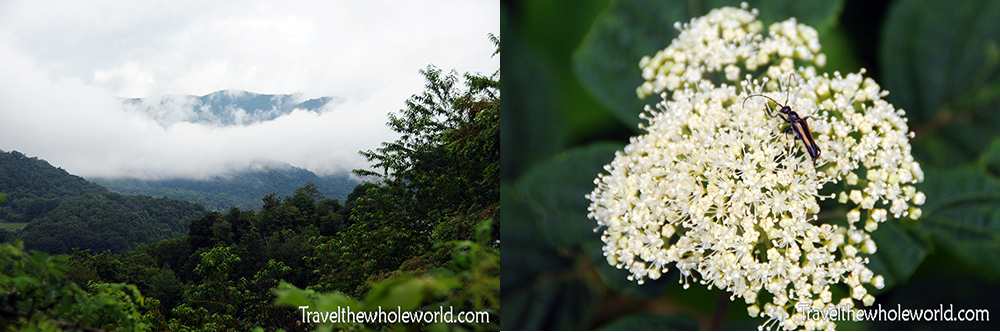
[122,89,337,127]
[90,162,360,211]
[0,149,207,254]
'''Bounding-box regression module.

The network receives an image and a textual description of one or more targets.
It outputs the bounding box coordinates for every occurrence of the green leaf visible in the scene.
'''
[881,0,1000,166]
[516,142,625,249]
[882,0,1000,121]
[513,0,620,144]
[597,314,699,330]
[502,179,593,329]
[572,0,844,128]
[500,277,597,330]
[273,281,360,312]
[815,24,862,76]
[572,0,685,129]
[501,181,566,288]
[866,219,927,290]
[502,6,568,179]
[504,143,619,330]
[915,137,1000,281]
[361,276,457,312]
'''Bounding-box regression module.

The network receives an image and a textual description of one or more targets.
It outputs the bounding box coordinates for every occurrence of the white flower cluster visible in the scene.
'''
[587,4,925,331]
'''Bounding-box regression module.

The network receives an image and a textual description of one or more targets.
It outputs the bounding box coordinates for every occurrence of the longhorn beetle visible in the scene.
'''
[743,88,821,165]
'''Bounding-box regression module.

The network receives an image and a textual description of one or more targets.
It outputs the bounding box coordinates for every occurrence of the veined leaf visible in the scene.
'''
[516,142,624,249]
[882,0,1000,167]
[916,137,1000,280]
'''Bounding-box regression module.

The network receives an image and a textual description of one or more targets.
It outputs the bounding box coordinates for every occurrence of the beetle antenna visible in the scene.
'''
[743,93,782,118]
[783,73,792,106]
[782,72,810,119]
[783,72,798,108]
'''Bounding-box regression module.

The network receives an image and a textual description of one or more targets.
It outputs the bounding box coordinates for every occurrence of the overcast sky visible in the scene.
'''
[0,0,499,179]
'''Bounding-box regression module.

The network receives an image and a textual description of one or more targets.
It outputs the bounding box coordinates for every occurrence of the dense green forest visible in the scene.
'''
[0,150,109,223]
[0,150,207,254]
[92,165,359,211]
[0,35,498,331]
[19,193,205,254]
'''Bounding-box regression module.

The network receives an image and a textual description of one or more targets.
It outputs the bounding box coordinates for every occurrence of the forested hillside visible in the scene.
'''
[18,193,205,254]
[0,35,498,331]
[0,150,207,254]
[92,163,359,211]
[0,150,108,223]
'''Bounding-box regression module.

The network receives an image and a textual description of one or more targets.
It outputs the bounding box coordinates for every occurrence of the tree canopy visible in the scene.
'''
[1,150,208,254]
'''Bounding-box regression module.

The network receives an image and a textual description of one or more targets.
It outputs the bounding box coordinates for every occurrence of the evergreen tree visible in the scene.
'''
[316,34,500,296]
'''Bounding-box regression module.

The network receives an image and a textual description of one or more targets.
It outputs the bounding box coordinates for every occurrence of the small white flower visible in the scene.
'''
[588,4,925,330]
[872,275,885,289]
[847,209,861,223]
[913,191,926,205]
[872,208,888,222]
[863,294,876,306]
[748,304,761,317]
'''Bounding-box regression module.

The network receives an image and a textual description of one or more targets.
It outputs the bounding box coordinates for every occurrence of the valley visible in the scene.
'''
[91,162,359,211]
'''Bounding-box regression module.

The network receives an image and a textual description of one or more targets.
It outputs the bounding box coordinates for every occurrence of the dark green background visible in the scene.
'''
[501,0,1000,329]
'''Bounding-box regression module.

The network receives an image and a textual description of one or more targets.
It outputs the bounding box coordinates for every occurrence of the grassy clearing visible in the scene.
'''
[0,222,28,230]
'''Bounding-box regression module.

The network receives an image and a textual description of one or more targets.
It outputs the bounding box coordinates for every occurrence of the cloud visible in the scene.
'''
[0,0,498,179]
[0,41,401,179]
[0,0,499,98]
[93,62,158,98]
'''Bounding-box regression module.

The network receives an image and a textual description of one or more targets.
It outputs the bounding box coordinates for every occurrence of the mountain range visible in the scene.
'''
[122,90,337,127]
[109,89,361,210]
